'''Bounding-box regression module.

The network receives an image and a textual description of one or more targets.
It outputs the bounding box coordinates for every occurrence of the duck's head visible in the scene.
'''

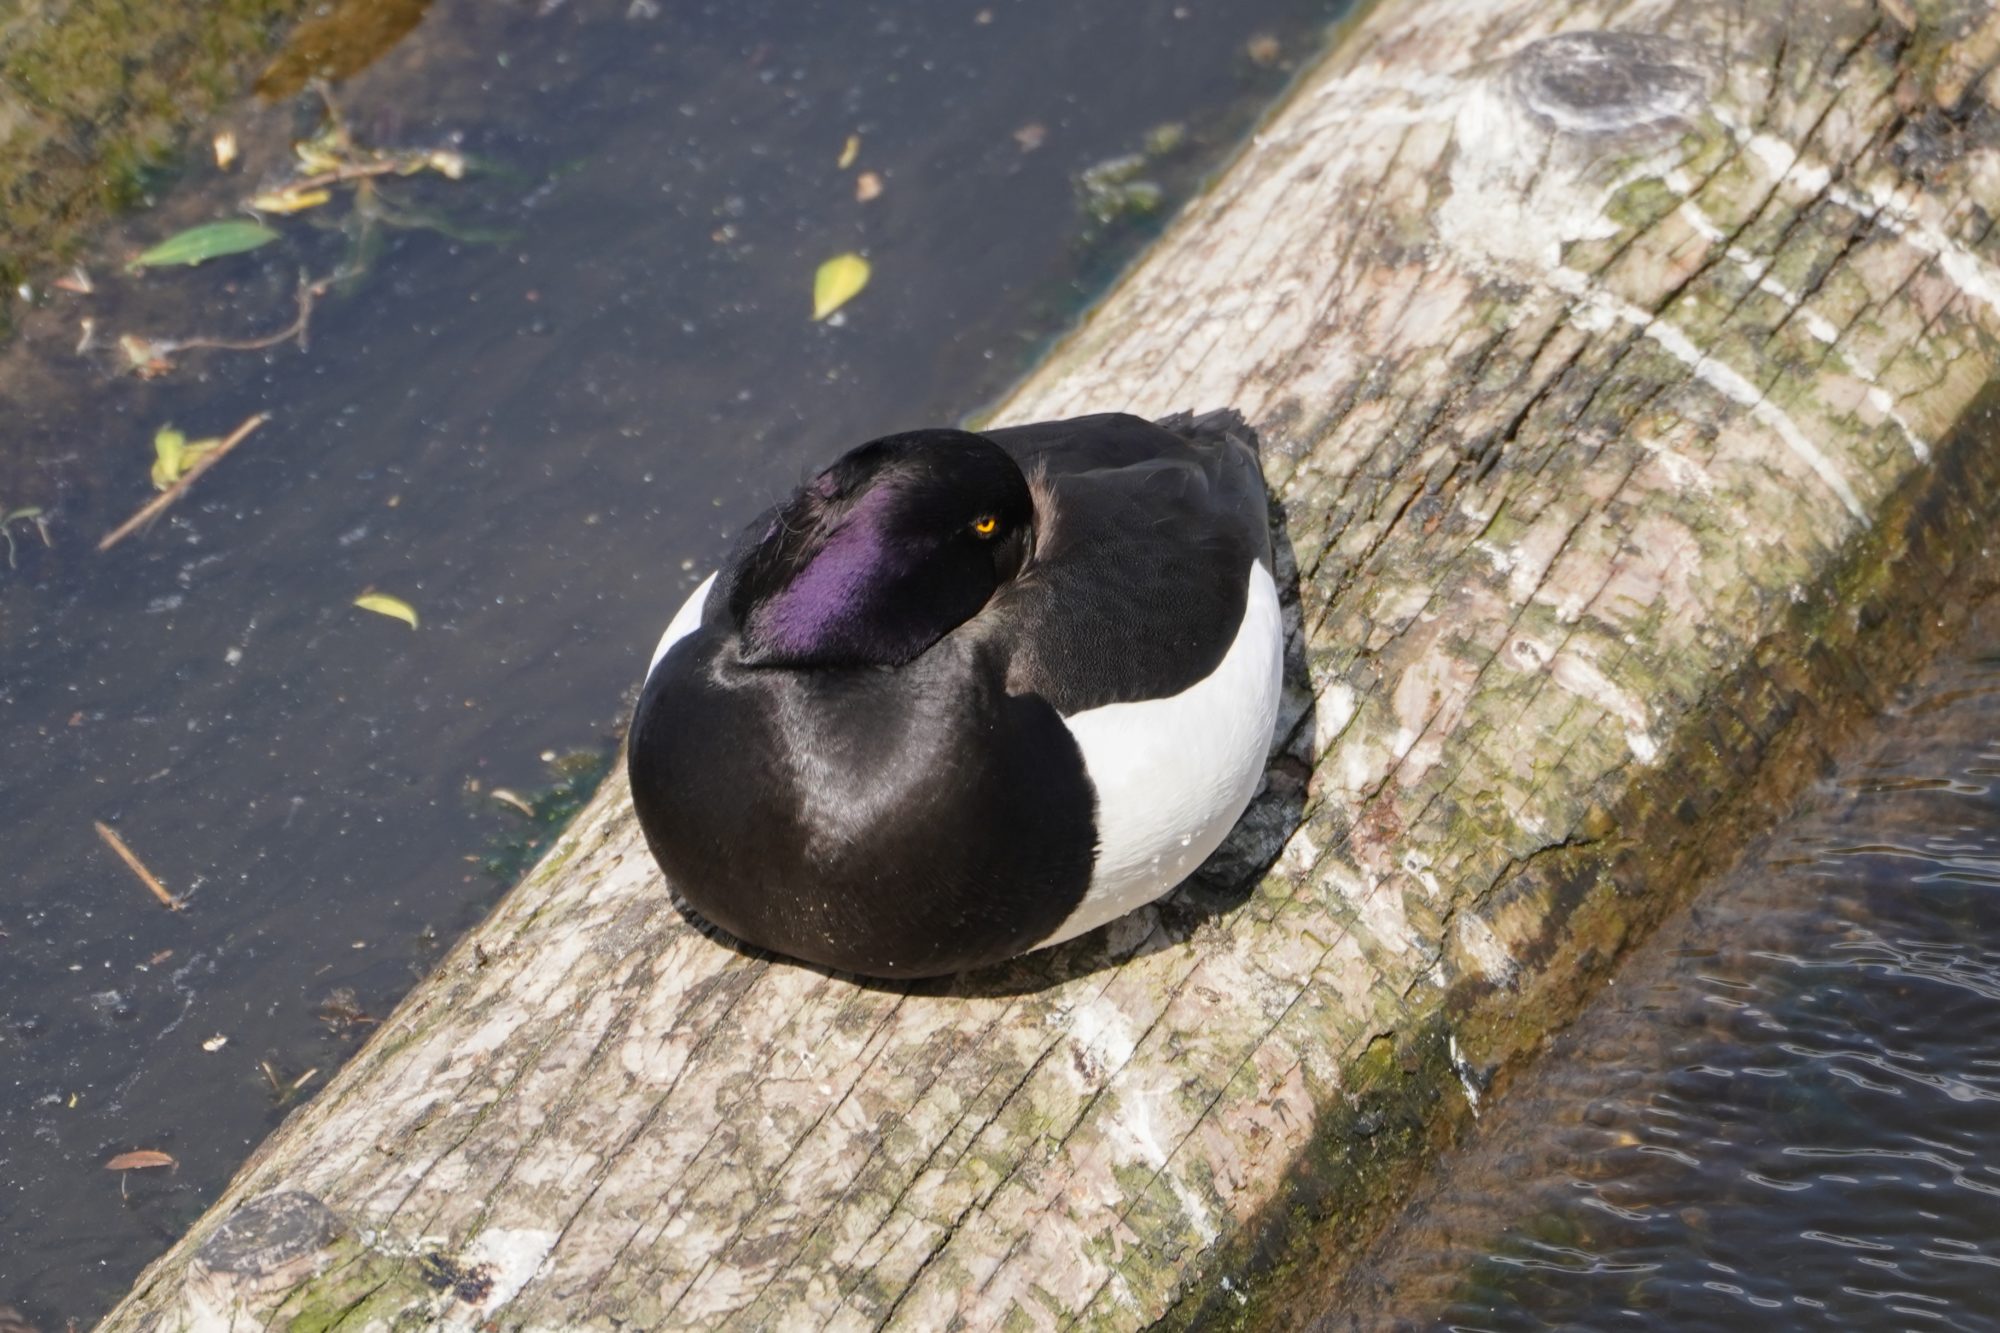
[727,429,1034,668]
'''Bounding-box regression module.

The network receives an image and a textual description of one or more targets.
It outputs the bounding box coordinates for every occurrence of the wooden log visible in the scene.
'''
[103,0,2000,1327]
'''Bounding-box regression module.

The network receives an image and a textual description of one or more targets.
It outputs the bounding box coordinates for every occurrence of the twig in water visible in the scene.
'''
[125,272,337,379]
[98,412,270,552]
[285,158,420,193]
[93,821,183,912]
[170,272,336,356]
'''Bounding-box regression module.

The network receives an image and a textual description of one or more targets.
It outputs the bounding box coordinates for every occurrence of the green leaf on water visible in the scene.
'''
[127,220,280,272]
[812,252,870,321]
[353,592,419,629]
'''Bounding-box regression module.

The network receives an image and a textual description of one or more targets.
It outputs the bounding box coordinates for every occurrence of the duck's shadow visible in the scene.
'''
[666,496,1316,1000]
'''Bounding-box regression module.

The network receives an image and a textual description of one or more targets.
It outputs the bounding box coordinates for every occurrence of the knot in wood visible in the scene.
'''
[194,1190,345,1276]
[1509,31,1709,139]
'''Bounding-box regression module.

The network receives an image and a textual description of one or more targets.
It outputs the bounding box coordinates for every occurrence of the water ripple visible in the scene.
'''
[1332,628,2000,1330]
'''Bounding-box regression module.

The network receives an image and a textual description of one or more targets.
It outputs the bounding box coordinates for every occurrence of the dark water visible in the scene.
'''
[1327,618,2000,1330]
[0,1,1347,1324]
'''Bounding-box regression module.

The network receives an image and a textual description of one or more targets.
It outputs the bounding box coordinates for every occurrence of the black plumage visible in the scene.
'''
[628,410,1273,977]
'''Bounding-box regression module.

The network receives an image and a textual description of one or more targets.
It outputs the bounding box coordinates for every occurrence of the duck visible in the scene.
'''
[628,409,1283,978]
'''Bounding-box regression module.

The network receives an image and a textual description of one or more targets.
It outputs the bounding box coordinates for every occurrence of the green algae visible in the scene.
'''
[480,746,617,885]
[0,0,315,327]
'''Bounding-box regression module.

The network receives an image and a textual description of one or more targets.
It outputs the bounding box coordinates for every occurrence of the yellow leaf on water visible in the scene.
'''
[105,1150,175,1171]
[294,133,345,175]
[837,134,861,169]
[248,187,332,215]
[151,429,187,491]
[353,592,419,629]
[151,429,223,490]
[812,252,871,321]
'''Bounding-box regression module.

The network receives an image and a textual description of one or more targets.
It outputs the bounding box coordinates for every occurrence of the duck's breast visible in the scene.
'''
[632,597,1100,977]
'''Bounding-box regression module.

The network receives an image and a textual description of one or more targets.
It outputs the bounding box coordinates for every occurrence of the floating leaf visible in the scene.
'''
[247,187,331,215]
[151,429,186,490]
[490,789,535,817]
[812,252,871,321]
[294,132,347,175]
[837,134,860,169]
[353,592,419,629]
[119,335,174,377]
[150,428,221,490]
[104,1150,175,1171]
[127,220,280,272]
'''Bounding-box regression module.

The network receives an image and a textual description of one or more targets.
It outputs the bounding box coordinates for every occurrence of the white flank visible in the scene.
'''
[647,570,717,675]
[1043,561,1285,946]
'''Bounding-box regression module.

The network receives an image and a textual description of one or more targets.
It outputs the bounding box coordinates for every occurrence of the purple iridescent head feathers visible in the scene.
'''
[727,429,1034,668]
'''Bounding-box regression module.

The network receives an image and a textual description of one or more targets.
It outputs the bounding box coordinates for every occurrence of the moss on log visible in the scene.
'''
[0,0,311,303]
[101,0,2000,1327]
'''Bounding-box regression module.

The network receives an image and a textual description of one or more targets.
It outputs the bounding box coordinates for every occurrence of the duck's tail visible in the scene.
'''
[1154,406,1260,456]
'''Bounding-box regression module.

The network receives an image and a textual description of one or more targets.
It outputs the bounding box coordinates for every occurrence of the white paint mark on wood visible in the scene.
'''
[450,1228,558,1326]
[1751,133,1830,194]
[1639,438,1716,495]
[1109,1078,1220,1245]
[1551,268,1867,519]
[1068,998,1139,1078]
[1728,113,2000,333]
[1867,386,1932,462]
[1314,681,1359,759]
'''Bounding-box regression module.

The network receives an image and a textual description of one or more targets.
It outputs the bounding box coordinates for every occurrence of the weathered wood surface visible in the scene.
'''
[104,0,2000,1328]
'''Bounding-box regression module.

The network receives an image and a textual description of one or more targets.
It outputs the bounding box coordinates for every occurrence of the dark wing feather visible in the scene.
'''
[976,411,1271,715]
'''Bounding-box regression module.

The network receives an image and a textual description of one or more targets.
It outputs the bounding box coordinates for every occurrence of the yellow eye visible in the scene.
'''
[972,516,999,537]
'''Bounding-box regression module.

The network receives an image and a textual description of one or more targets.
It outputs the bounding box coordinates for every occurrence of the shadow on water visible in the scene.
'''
[0,0,1352,1324]
[1319,584,2000,1329]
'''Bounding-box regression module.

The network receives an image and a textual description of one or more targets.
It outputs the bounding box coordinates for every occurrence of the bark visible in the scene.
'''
[102,0,2000,1328]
